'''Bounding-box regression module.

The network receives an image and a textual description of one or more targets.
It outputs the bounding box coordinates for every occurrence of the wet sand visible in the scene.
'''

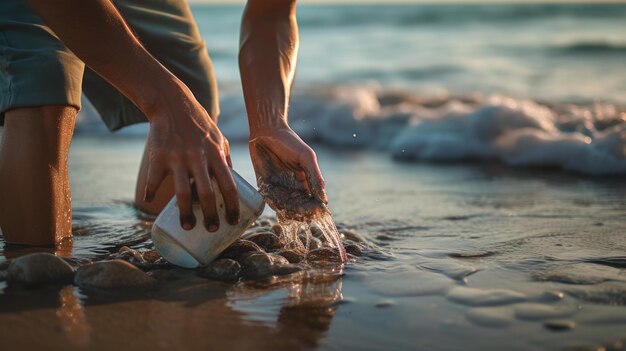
[1,136,626,350]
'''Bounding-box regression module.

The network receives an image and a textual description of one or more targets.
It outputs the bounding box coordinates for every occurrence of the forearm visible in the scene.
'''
[239,0,298,136]
[27,0,184,118]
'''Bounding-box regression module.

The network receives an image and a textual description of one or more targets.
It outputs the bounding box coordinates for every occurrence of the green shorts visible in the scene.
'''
[0,0,219,131]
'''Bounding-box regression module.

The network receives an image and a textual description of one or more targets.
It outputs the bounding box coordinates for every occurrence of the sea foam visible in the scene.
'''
[76,84,626,175]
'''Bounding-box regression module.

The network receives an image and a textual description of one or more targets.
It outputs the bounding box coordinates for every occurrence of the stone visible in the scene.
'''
[75,259,155,289]
[7,253,74,287]
[375,300,395,308]
[219,239,264,260]
[273,264,303,276]
[299,234,323,250]
[245,233,282,252]
[340,230,367,243]
[544,320,576,331]
[142,250,161,263]
[344,242,364,256]
[201,259,241,282]
[307,248,342,262]
[241,253,289,279]
[277,250,305,263]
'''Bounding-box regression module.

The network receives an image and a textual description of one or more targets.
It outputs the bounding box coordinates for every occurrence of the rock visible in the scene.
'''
[201,259,241,282]
[310,226,324,239]
[149,269,184,282]
[142,250,161,263]
[307,248,342,262]
[277,250,305,263]
[544,320,576,331]
[299,234,323,250]
[344,242,364,256]
[271,224,284,237]
[219,240,264,260]
[375,300,395,308]
[340,230,366,243]
[75,260,155,289]
[241,253,289,279]
[245,233,282,252]
[273,264,303,276]
[7,253,74,287]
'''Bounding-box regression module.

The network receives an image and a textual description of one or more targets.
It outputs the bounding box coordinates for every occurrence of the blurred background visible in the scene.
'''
[78,0,626,175]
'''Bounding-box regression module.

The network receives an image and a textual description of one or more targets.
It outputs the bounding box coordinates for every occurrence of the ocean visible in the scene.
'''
[2,3,626,351]
[77,3,626,175]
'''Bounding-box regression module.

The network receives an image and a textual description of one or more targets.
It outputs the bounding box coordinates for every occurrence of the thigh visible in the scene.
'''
[0,0,84,125]
[83,0,220,132]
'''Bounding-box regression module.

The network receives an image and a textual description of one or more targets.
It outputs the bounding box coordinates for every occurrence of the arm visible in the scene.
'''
[239,0,327,203]
[28,0,239,231]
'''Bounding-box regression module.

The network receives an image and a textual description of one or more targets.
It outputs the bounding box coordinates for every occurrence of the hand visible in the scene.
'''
[249,126,327,210]
[143,89,239,232]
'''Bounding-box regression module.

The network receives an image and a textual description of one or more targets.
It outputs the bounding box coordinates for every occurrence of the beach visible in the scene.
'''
[1,138,626,350]
[2,3,626,350]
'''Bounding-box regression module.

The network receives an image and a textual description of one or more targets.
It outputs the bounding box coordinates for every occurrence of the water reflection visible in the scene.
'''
[56,287,91,347]
[230,266,344,348]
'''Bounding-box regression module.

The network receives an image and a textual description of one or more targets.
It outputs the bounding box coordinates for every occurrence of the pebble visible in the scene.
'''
[544,320,576,331]
[201,259,241,282]
[241,253,290,279]
[74,259,155,289]
[307,248,342,262]
[277,250,305,263]
[7,253,74,287]
[340,230,367,243]
[344,242,364,256]
[375,300,395,308]
[271,224,284,237]
[299,235,323,250]
[142,250,161,263]
[245,233,282,252]
[219,240,264,260]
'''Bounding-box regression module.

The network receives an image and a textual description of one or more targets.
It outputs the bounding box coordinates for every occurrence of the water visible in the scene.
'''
[75,3,626,175]
[2,3,626,350]
[257,172,347,261]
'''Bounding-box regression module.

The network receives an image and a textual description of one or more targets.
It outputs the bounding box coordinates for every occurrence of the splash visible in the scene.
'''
[258,173,347,262]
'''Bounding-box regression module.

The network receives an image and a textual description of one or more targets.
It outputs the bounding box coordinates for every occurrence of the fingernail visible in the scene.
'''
[227,212,239,225]
[181,215,195,230]
[205,218,219,232]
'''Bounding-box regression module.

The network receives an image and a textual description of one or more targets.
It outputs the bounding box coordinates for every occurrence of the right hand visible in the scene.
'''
[142,85,239,232]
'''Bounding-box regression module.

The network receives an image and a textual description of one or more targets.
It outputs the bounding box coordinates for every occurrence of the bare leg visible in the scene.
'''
[0,106,76,246]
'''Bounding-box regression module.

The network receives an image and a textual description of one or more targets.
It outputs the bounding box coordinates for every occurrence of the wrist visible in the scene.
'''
[135,68,188,121]
[249,118,291,138]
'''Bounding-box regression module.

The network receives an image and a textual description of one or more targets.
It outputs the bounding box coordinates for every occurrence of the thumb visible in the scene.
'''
[301,156,327,204]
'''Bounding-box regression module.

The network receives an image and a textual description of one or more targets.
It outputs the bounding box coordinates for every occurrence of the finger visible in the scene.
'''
[192,164,219,232]
[301,152,327,204]
[212,161,240,225]
[173,169,195,230]
[223,139,233,168]
[144,162,167,203]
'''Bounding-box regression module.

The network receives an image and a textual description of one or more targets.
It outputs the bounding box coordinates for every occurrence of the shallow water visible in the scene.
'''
[1,136,625,350]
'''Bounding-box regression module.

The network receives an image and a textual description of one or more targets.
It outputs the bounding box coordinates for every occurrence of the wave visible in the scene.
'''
[555,41,626,55]
[289,4,626,29]
[76,84,626,176]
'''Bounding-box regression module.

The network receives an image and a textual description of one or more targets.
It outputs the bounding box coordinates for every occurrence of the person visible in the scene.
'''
[0,0,327,246]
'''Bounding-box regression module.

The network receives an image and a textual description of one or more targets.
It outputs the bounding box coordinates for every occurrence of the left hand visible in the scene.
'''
[249,126,327,206]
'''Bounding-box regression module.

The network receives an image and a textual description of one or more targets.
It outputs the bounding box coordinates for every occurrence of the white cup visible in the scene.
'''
[151,170,265,268]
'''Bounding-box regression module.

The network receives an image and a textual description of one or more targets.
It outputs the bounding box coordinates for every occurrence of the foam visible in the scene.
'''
[76,85,626,175]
